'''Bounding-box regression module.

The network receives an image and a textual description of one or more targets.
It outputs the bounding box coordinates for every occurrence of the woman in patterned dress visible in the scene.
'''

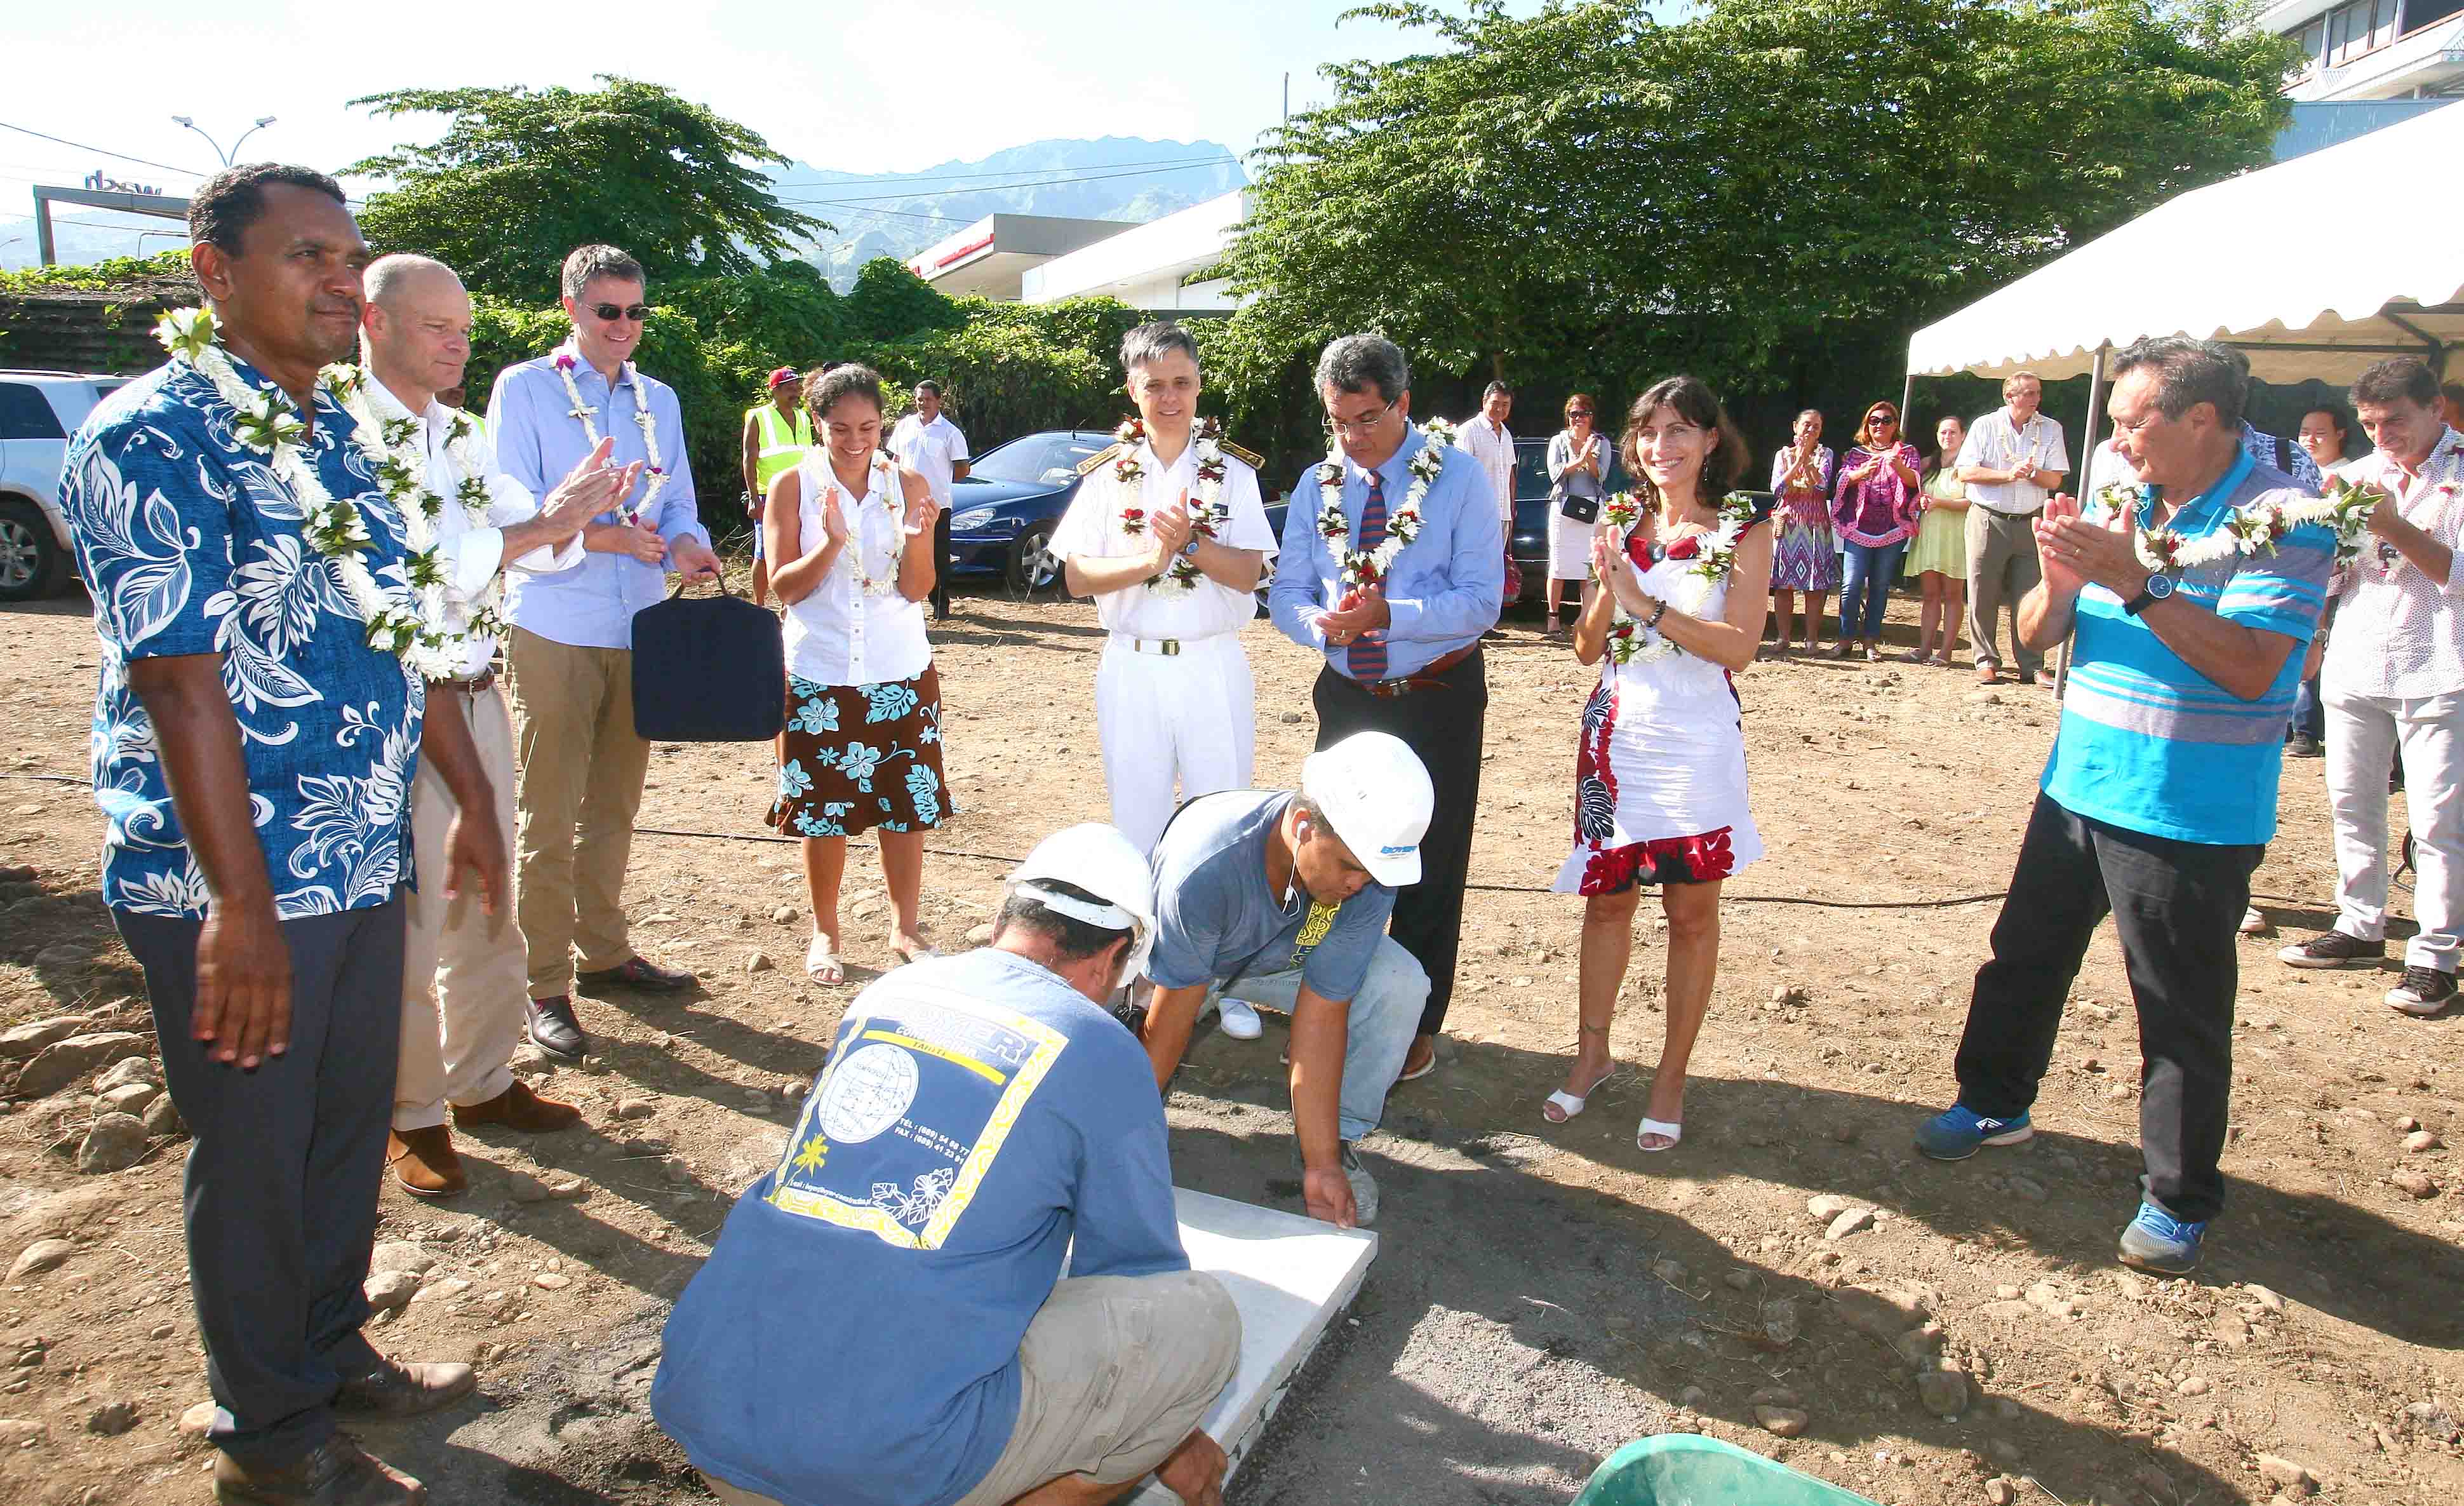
[763,364,951,984]
[1767,409,1836,653]
[1545,375,1772,1153]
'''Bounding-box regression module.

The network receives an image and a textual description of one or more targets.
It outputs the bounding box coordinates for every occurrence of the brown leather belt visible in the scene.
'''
[1355,643,1477,698]
[432,667,497,696]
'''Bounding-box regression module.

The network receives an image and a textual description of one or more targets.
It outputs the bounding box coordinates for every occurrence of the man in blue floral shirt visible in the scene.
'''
[60,164,506,1506]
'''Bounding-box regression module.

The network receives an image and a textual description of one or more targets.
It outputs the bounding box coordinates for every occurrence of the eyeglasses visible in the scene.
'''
[1567,409,1594,418]
[590,302,650,323]
[1866,413,1895,426]
[1325,400,1396,437]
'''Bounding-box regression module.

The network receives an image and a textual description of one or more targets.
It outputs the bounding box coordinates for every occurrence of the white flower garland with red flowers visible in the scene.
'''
[1600,492,1758,666]
[2101,473,2382,575]
[1316,420,1447,592]
[554,346,665,527]
[1109,415,1230,596]
[154,307,443,668]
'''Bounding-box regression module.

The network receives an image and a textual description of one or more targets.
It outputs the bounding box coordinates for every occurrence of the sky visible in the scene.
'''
[0,0,1475,250]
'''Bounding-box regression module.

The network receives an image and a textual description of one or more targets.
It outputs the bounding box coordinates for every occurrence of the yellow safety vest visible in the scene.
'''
[747,403,813,493]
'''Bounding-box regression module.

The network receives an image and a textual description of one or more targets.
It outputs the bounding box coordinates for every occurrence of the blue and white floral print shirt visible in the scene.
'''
[60,353,425,919]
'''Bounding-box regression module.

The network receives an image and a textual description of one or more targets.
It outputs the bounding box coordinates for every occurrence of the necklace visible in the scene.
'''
[1316,422,1447,591]
[822,451,904,598]
[328,368,505,676]
[553,347,666,526]
[1600,492,1759,665]
[2103,473,2382,574]
[1111,415,1231,595]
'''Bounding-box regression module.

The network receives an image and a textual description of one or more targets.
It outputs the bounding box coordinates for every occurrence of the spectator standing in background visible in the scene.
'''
[2442,381,2463,432]
[1457,380,1520,612]
[1905,415,1971,666]
[888,379,968,621]
[740,367,811,607]
[1545,394,1610,636]
[1958,371,2069,687]
[1831,400,1923,662]
[1767,409,1837,655]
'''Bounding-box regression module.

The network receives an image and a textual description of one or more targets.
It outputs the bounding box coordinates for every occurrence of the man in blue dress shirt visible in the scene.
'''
[1269,333,1503,1084]
[487,245,722,1061]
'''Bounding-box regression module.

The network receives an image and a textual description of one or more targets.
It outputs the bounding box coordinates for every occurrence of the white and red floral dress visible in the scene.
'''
[1554,522,1765,896]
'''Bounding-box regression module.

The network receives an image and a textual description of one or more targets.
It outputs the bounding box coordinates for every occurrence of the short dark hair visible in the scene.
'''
[1482,380,1512,401]
[914,379,943,399]
[187,163,346,257]
[2301,403,2350,437]
[561,244,644,302]
[806,363,885,421]
[2111,335,2247,428]
[1622,375,1749,501]
[2353,357,2442,410]
[993,877,1132,962]
[1315,334,1409,405]
[1122,321,1201,375]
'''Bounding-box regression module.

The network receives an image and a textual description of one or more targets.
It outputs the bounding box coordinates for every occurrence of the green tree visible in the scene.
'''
[346,77,831,304]
[841,257,968,343]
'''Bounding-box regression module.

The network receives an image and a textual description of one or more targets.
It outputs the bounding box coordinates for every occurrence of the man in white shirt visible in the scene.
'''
[888,380,969,621]
[357,254,639,1195]
[1456,380,1518,610]
[1957,370,2070,686]
[2279,357,2464,1016]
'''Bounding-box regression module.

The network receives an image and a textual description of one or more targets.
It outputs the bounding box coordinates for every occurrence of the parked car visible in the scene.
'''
[0,371,125,601]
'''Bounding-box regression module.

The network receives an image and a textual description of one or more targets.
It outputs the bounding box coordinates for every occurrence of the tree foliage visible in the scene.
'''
[1219,0,2299,429]
[346,77,832,304]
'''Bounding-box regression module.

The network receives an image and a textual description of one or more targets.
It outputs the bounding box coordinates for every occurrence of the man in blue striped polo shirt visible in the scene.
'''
[1914,336,2333,1274]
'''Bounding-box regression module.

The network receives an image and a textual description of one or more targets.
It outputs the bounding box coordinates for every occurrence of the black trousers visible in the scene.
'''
[930,505,954,617]
[114,896,407,1467]
[1953,795,2259,1223]
[1313,649,1487,1036]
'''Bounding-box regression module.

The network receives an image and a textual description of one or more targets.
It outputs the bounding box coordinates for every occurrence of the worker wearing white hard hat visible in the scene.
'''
[1136,732,1435,1228]
[655,821,1241,1506]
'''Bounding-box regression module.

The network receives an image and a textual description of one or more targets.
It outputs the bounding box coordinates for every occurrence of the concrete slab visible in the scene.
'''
[1127,1188,1377,1505]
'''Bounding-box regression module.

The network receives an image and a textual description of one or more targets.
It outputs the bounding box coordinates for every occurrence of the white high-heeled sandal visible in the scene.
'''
[1637,1117,1684,1153]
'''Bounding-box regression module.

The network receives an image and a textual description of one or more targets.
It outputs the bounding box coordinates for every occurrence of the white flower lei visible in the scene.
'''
[1111,415,1230,596]
[554,346,666,527]
[154,307,441,666]
[1316,420,1447,591]
[1601,492,1760,666]
[820,450,906,598]
[2102,473,2381,575]
[327,367,506,677]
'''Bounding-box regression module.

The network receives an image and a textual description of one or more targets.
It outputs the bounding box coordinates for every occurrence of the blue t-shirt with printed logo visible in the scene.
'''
[2044,450,2333,847]
[650,948,1186,1506]
[1147,790,1396,1002]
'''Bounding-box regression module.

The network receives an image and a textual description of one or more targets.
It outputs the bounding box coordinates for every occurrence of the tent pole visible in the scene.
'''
[2054,343,2109,703]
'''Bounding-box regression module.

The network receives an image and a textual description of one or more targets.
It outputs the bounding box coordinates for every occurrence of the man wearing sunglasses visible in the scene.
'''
[487,244,722,1063]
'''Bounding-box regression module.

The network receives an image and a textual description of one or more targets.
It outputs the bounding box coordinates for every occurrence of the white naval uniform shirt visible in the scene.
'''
[1050,436,1277,640]
[365,378,582,678]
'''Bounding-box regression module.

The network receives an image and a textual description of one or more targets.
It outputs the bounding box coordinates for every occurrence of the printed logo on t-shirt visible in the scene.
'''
[1289,900,1341,969]
[767,978,1066,1249]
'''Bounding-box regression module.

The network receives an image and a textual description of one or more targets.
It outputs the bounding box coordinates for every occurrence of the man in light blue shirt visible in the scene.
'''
[1270,333,1501,1086]
[487,245,722,1061]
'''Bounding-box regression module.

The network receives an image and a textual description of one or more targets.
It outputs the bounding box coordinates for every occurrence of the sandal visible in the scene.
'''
[1543,1063,1616,1124]
[891,942,941,967]
[1637,1116,1684,1153]
[804,932,845,986]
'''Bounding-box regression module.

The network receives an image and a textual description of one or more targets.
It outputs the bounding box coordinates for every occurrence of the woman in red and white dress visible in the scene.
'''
[1544,375,1772,1152]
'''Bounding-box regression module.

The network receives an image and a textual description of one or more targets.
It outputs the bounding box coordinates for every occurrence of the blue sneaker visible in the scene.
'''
[1913,1105,2033,1160]
[2117,1201,2206,1274]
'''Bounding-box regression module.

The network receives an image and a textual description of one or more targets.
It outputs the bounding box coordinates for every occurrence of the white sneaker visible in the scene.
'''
[1215,997,1264,1040]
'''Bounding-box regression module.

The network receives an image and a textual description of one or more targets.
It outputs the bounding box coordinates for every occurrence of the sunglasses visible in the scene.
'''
[1568,408,1594,418]
[590,302,651,322]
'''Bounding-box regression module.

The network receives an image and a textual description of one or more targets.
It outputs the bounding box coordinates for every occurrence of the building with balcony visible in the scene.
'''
[2266,0,2464,100]
[1019,192,1249,315]
[904,214,1141,301]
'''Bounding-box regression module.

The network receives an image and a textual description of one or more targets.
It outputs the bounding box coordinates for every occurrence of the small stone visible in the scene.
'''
[85,1401,138,1437]
[615,1096,656,1121]
[141,1094,184,1138]
[2390,1168,2440,1199]
[0,1018,85,1060]
[964,922,996,945]
[1761,1298,1800,1347]
[1826,1207,1875,1240]
[1807,1193,1854,1224]
[2176,1376,2211,1396]
[91,1058,158,1093]
[2404,1129,2442,1153]
[1985,1480,2018,1506]
[1830,1122,1859,1144]
[2254,1454,2317,1495]
[368,1242,437,1278]
[1650,1258,1686,1284]
[2212,1314,2251,1347]
[178,1401,215,1437]
[1916,1370,1969,1417]
[745,951,775,975]
[1754,1405,1809,1437]
[742,1088,772,1112]
[96,1082,157,1116]
[1678,1385,1708,1409]
[2396,1115,2421,1133]
[2113,1273,2146,1300]
[0,1418,44,1446]
[148,1324,173,1341]
[771,904,796,924]
[362,1270,420,1314]
[1993,1284,2022,1301]
[781,1080,808,1103]
[2246,1283,2286,1315]
[17,1032,147,1098]
[1723,1270,1752,1291]
[2006,1174,2047,1203]
[506,1173,588,1203]
[76,1113,150,1174]
[412,1278,472,1305]
[532,1273,572,1291]
[7,1240,74,1279]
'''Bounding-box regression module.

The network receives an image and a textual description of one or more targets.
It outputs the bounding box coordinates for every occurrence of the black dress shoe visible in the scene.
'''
[215,1434,424,1506]
[525,995,588,1062]
[334,1355,477,1418]
[574,955,696,995]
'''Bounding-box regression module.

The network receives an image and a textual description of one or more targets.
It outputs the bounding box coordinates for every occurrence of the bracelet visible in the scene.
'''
[1647,600,1669,630]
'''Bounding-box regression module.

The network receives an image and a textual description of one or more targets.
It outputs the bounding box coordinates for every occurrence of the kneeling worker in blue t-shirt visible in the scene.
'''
[1139,730,1436,1230]
[652,824,1241,1506]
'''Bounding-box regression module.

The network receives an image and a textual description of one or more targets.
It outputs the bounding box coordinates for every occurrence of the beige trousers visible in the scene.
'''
[1965,505,2045,676]
[700,1271,1240,1506]
[504,627,652,997]
[396,683,526,1131]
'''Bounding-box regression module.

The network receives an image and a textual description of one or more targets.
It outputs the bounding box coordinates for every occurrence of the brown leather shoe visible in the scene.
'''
[453,1080,582,1133]
[334,1355,477,1419]
[385,1127,465,1199]
[214,1434,424,1505]
[575,954,696,994]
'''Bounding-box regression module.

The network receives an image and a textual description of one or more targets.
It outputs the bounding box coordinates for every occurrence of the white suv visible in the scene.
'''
[1,370,126,601]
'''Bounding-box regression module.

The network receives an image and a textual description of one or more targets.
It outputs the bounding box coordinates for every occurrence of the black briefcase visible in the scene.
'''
[630,579,785,742]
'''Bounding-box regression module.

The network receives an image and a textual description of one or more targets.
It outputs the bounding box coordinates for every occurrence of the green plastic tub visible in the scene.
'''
[1570,1435,1882,1506]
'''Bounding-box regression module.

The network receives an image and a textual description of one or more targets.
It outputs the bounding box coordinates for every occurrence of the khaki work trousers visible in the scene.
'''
[397,683,528,1129]
[1965,506,2045,676]
[504,628,651,998]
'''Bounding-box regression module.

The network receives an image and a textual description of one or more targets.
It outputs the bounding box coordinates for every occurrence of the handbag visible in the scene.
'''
[630,577,786,742]
[1554,435,1602,523]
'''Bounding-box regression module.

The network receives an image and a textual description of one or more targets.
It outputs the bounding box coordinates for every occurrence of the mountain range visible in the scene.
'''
[0,136,1251,287]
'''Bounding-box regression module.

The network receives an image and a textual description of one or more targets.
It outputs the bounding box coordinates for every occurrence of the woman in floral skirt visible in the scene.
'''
[1766,409,1836,652]
[763,364,951,984]
[1546,375,1772,1153]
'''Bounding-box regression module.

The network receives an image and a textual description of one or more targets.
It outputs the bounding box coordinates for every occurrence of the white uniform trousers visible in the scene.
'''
[396,683,530,1131]
[1096,631,1255,853]
[2324,687,2464,972]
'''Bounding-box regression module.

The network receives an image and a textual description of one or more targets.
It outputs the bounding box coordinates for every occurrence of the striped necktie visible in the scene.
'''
[1348,468,1389,682]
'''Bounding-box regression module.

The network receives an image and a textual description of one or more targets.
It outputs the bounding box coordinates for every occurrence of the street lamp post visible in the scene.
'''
[170,115,278,168]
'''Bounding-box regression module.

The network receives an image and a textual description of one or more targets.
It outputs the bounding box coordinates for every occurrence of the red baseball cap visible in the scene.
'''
[767,366,798,389]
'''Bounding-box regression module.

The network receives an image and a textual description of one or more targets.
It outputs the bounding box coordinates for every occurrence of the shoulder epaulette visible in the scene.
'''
[1076,441,1129,478]
[1221,439,1263,469]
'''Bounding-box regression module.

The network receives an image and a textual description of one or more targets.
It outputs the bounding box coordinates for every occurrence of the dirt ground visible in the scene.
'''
[3,563,2462,1506]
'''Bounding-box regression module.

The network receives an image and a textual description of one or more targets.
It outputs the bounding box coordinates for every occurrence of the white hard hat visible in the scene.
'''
[1301,731,1433,887]
[1008,823,1160,981]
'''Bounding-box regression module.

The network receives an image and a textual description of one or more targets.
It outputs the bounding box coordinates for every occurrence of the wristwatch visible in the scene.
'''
[2122,574,2176,617]
[1181,536,1202,559]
